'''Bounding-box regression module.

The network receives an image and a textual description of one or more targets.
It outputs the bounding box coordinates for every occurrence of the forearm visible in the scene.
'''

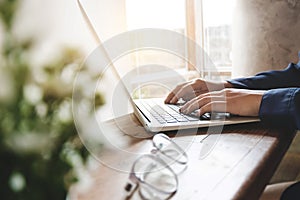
[224,81,234,88]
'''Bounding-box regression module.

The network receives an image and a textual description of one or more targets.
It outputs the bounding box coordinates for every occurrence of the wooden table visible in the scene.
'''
[71,113,296,200]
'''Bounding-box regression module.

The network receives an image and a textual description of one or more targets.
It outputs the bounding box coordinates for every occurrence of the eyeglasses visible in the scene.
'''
[124,133,188,200]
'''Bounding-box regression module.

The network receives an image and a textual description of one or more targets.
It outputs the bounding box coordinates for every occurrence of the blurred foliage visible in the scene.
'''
[0,0,104,199]
[0,0,19,30]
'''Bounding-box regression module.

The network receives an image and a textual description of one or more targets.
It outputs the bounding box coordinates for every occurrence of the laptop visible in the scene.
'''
[77,0,260,132]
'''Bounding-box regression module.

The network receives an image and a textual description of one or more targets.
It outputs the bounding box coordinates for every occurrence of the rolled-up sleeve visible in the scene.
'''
[259,88,300,130]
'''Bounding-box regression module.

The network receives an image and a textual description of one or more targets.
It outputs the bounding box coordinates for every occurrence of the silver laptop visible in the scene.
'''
[77,0,259,132]
[132,98,259,132]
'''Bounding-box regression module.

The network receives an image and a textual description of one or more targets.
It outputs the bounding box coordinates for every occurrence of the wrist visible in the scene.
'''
[224,81,234,88]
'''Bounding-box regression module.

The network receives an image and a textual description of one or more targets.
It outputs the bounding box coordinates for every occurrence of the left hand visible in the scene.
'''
[179,88,266,117]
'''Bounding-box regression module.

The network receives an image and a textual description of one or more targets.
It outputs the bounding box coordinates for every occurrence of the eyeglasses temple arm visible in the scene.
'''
[124,172,138,199]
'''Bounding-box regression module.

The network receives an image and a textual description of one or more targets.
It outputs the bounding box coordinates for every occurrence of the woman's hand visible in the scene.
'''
[164,78,233,104]
[179,88,265,117]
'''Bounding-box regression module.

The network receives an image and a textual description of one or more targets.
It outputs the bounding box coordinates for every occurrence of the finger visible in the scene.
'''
[197,101,227,116]
[182,96,212,114]
[165,92,176,104]
[170,83,201,103]
[177,85,203,101]
[180,91,220,112]
[179,93,208,112]
[164,82,187,103]
[169,84,194,104]
[182,96,224,114]
[180,90,201,102]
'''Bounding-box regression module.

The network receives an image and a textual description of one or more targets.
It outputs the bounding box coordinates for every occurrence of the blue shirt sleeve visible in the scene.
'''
[228,63,300,89]
[259,88,300,130]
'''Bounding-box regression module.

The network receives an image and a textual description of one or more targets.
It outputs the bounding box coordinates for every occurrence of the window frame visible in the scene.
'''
[186,0,232,80]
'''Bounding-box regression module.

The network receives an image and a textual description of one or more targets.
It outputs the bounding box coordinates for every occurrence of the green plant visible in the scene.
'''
[0,0,103,199]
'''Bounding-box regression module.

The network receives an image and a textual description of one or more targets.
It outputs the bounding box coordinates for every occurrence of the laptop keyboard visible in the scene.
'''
[139,99,200,124]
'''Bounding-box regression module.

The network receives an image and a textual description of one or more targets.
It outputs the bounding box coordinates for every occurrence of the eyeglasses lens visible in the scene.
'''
[133,155,177,200]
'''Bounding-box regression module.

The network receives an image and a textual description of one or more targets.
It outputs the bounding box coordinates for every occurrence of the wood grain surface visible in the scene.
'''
[70,113,296,200]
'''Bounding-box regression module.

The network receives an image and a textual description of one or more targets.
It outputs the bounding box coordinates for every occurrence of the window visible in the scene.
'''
[76,0,236,119]
[125,0,236,80]
[201,0,236,80]
[124,0,189,98]
[125,0,187,70]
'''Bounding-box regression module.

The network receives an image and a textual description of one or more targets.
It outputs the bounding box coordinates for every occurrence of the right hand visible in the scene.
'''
[179,88,265,117]
[164,78,233,104]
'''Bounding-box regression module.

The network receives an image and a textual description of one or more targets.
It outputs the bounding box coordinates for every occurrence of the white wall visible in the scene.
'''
[232,0,300,77]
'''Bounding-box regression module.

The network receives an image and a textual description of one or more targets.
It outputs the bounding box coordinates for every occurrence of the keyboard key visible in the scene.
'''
[165,119,177,123]
[174,117,189,122]
[157,119,167,124]
[184,115,200,121]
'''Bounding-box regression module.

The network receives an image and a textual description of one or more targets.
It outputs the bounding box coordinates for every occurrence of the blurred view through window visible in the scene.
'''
[126,0,236,83]
[202,0,235,80]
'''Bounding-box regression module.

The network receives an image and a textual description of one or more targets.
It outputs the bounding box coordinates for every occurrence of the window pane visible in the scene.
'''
[125,0,189,98]
[202,0,236,80]
[126,0,186,30]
